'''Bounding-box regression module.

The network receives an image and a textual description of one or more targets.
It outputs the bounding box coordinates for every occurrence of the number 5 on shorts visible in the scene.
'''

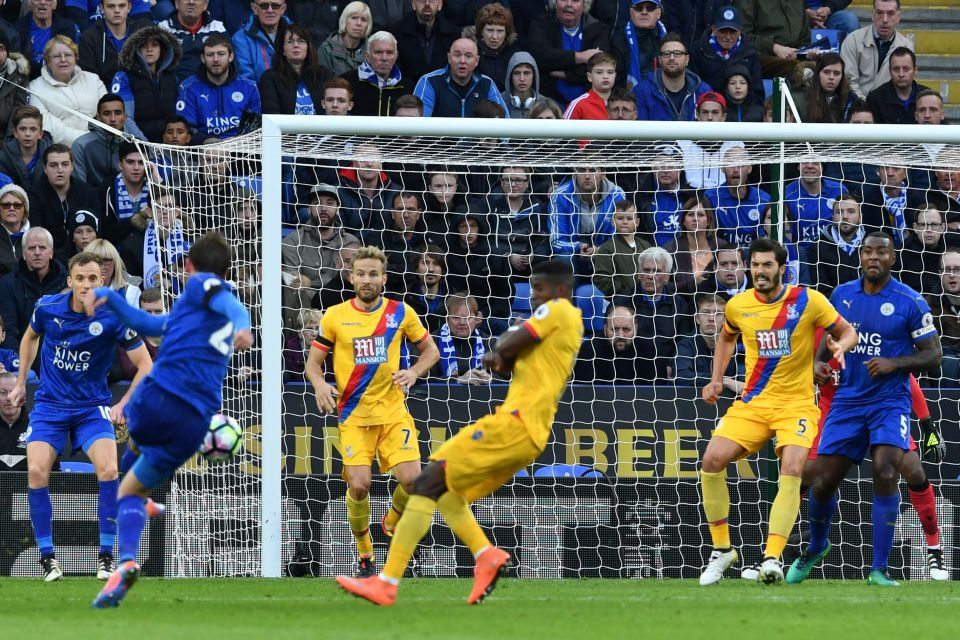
[796,418,808,436]
[900,415,909,440]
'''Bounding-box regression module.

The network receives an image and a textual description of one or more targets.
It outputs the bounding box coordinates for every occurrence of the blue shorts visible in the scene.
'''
[27,404,115,455]
[818,401,911,463]
[125,378,208,488]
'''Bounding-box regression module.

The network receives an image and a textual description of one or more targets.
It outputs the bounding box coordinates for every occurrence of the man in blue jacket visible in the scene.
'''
[634,32,711,121]
[413,38,509,117]
[232,0,291,81]
[176,34,260,141]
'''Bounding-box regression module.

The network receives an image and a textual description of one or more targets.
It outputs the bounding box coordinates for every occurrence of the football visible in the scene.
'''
[200,413,243,463]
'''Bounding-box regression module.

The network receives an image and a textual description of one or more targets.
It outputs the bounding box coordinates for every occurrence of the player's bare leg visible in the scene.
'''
[88,438,120,580]
[343,465,376,576]
[382,461,419,538]
[901,450,948,580]
[26,442,61,581]
[699,436,746,585]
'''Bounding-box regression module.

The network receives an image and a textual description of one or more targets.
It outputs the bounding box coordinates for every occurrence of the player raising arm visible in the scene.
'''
[337,259,583,606]
[89,232,253,608]
[10,251,153,583]
[699,237,857,586]
[305,246,440,578]
[788,232,942,586]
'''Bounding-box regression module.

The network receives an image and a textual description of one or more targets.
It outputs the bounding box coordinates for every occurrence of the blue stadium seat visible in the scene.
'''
[514,469,530,478]
[60,462,95,473]
[763,79,773,99]
[512,282,532,319]
[533,464,604,479]
[574,284,607,333]
[810,29,840,53]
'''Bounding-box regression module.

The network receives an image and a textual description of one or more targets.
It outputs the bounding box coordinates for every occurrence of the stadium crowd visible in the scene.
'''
[0,0,958,405]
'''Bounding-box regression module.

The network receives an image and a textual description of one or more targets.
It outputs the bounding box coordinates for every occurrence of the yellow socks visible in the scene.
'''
[765,474,802,559]
[346,493,373,557]
[700,469,731,549]
[384,483,411,531]
[437,492,490,556]
[382,495,436,581]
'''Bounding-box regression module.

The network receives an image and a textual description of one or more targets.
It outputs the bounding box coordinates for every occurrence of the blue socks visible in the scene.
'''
[872,494,901,571]
[117,495,147,563]
[120,448,139,474]
[807,492,838,556]
[28,487,54,558]
[98,479,120,555]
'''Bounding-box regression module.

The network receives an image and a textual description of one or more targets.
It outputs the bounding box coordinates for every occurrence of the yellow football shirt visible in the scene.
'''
[724,285,841,405]
[500,298,583,449]
[313,297,429,427]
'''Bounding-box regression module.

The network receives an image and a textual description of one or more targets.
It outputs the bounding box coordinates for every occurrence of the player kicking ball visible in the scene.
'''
[699,238,857,586]
[336,260,583,606]
[89,232,253,608]
[788,232,942,586]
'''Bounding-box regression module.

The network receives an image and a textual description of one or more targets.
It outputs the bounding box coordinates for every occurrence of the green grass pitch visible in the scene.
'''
[1,577,959,640]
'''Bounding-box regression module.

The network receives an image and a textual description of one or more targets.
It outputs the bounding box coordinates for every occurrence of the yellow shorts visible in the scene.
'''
[714,398,819,457]
[339,414,420,472]
[429,411,541,504]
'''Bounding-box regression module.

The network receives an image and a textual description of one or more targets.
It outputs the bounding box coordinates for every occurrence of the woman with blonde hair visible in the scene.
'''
[85,238,142,308]
[27,36,107,145]
[318,1,373,76]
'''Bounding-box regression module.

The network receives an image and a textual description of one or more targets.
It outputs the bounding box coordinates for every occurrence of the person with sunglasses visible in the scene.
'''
[232,0,292,81]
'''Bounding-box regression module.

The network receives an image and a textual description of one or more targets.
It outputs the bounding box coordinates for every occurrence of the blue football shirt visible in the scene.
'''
[31,292,142,407]
[707,185,772,249]
[785,178,846,248]
[829,277,937,406]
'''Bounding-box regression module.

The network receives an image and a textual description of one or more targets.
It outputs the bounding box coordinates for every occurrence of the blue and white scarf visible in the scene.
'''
[828,225,865,256]
[438,322,485,377]
[883,184,909,244]
[357,60,402,88]
[624,20,667,88]
[143,219,190,290]
[113,173,149,220]
[708,33,742,61]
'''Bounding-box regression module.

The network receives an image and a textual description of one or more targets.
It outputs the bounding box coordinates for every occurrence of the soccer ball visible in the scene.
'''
[200,413,243,463]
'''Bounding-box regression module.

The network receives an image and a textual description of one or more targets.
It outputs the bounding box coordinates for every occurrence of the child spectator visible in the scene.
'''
[722,64,764,123]
[564,52,617,120]
[0,106,50,189]
[114,286,164,381]
[500,53,556,119]
[593,200,652,297]
[404,245,448,335]
[66,209,99,258]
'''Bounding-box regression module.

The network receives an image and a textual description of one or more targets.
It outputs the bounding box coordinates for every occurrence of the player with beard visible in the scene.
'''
[305,246,440,577]
[698,237,856,586]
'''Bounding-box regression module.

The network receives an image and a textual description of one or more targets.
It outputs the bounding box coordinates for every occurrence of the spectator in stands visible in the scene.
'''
[866,47,929,125]
[177,34,261,141]
[17,0,81,75]
[614,245,693,376]
[283,308,322,381]
[0,227,66,349]
[421,168,465,244]
[707,145,771,249]
[467,2,521,92]
[0,371,30,471]
[528,98,563,119]
[220,186,261,309]
[785,158,847,255]
[72,94,143,190]
[404,244,447,334]
[66,209,99,259]
[27,144,99,262]
[259,24,332,115]
[821,101,878,188]
[391,0,458,82]
[0,33,29,127]
[898,205,946,295]
[734,0,813,80]
[233,0,291,81]
[860,162,911,245]
[392,93,424,116]
[574,304,658,382]
[101,141,151,246]
[501,52,555,119]
[320,1,372,75]
[111,26,182,143]
[381,190,426,290]
[282,183,360,316]
[593,199,652,296]
[666,194,719,296]
[564,51,616,120]
[159,0,228,84]
[311,240,361,311]
[915,89,947,126]
[804,1,859,35]
[286,0,339,48]
[929,151,960,223]
[115,187,191,288]
[414,38,509,117]
[690,5,763,104]
[798,52,856,123]
[79,0,136,87]
[0,184,29,277]
[337,143,396,243]
[610,0,665,89]
[28,36,107,146]
[528,0,610,104]
[343,31,411,117]
[549,164,626,273]
[840,0,910,99]
[606,86,638,120]
[928,248,960,381]
[0,107,50,189]
[86,236,143,308]
[114,286,164,382]
[722,64,764,122]
[806,193,863,296]
[635,33,711,121]
[675,293,743,389]
[445,211,513,333]
[433,292,493,384]
[639,145,690,247]
[700,243,749,297]
[678,92,744,189]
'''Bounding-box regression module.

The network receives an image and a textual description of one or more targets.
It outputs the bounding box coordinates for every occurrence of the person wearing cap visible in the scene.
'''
[677,92,745,189]
[634,33,711,122]
[610,0,666,89]
[281,183,360,322]
[0,30,29,131]
[0,184,30,277]
[66,209,99,259]
[690,5,764,105]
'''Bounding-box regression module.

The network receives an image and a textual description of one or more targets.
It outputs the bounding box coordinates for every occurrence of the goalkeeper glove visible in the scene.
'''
[918,418,946,463]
